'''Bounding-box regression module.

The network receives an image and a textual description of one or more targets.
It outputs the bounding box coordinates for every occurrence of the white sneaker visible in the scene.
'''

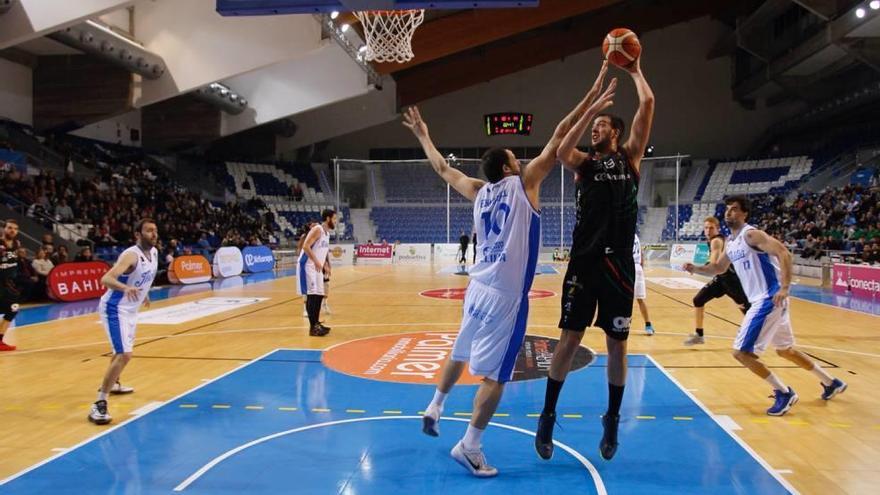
[88,400,112,425]
[422,406,441,437]
[683,334,705,346]
[322,302,332,315]
[451,441,498,478]
[110,382,134,394]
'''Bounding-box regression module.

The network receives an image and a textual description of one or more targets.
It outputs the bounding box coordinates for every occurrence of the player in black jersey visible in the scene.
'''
[0,220,22,351]
[684,216,751,346]
[535,56,655,462]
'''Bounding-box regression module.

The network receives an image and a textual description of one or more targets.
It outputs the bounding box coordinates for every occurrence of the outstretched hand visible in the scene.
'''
[401,106,429,140]
[586,77,616,116]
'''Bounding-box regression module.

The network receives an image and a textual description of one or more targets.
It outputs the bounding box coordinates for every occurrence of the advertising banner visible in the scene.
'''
[833,263,880,299]
[169,255,212,284]
[433,243,463,264]
[242,246,275,273]
[356,244,393,265]
[47,261,110,302]
[327,245,355,266]
[394,244,432,264]
[212,247,244,278]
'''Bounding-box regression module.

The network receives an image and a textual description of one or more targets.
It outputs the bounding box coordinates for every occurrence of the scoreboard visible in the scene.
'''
[484,112,533,136]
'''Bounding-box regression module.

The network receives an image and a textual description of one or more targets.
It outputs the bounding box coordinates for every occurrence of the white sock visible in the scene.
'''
[462,424,484,450]
[765,373,788,392]
[429,389,447,410]
[810,365,834,386]
[96,391,108,401]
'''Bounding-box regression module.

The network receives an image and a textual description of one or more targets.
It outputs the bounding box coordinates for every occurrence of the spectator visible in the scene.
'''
[74,247,94,262]
[54,199,74,222]
[51,245,69,265]
[32,248,54,279]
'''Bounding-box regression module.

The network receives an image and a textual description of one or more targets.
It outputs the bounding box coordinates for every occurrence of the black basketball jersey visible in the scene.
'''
[570,149,639,258]
[0,240,20,288]
[708,234,739,280]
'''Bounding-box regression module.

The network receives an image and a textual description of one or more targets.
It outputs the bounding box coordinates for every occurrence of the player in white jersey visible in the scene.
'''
[685,196,847,416]
[403,65,617,477]
[297,209,336,337]
[632,234,654,335]
[88,219,159,425]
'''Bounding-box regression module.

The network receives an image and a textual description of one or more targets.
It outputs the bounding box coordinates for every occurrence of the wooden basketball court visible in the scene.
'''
[0,264,876,494]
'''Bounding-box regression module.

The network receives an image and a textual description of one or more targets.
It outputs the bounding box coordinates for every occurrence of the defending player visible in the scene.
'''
[405,62,616,477]
[685,196,847,415]
[89,219,159,425]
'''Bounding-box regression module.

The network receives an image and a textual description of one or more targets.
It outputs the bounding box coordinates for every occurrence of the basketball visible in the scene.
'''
[602,28,641,68]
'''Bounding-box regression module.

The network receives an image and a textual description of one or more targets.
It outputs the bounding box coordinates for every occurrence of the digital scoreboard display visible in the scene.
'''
[485,113,533,136]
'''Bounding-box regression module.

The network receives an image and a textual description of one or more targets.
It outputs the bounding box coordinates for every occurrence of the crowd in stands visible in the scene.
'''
[748,184,880,264]
[0,162,274,251]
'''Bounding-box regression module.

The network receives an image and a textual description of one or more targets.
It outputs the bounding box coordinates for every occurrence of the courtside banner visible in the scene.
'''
[433,243,462,263]
[356,244,392,265]
[328,245,355,266]
[212,247,244,278]
[169,255,212,284]
[47,261,110,302]
[670,244,697,269]
[394,244,431,264]
[833,263,880,299]
[242,246,275,272]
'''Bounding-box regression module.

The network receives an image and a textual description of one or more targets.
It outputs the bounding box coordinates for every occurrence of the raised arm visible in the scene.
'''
[745,229,792,306]
[621,59,655,172]
[557,77,618,170]
[524,61,612,192]
[402,107,484,202]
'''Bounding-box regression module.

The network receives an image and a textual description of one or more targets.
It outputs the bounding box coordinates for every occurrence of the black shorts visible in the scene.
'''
[0,284,22,322]
[559,253,635,340]
[694,273,749,309]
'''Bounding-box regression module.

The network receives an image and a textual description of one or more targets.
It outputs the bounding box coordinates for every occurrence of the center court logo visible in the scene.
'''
[322,332,595,384]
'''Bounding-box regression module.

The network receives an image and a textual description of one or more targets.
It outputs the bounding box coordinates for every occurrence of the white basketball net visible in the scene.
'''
[354,9,425,63]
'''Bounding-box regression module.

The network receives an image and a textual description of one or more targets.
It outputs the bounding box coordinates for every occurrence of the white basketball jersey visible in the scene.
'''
[99,245,158,313]
[632,234,642,265]
[468,176,541,295]
[299,225,330,269]
[725,224,781,303]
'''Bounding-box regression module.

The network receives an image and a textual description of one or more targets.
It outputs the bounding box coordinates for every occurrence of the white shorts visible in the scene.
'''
[733,298,795,354]
[634,264,646,300]
[451,280,527,383]
[297,260,324,296]
[99,302,137,354]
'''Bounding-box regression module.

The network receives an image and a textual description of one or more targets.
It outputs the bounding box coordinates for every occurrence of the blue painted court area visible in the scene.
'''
[0,350,794,494]
[12,269,298,327]
[791,284,880,317]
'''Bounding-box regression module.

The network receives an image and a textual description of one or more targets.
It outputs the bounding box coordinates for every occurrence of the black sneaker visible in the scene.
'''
[88,400,112,425]
[599,413,620,460]
[535,411,556,460]
[309,324,329,337]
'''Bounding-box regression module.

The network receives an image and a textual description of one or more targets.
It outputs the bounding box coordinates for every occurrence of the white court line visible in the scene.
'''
[130,401,164,416]
[0,348,299,486]
[6,322,880,360]
[713,415,742,432]
[646,355,799,495]
[172,416,606,494]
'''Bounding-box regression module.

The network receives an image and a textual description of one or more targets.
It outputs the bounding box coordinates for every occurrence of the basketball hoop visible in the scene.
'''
[353,9,425,63]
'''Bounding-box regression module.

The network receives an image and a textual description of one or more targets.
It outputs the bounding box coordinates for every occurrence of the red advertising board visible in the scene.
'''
[356,244,393,259]
[833,263,880,299]
[47,261,111,302]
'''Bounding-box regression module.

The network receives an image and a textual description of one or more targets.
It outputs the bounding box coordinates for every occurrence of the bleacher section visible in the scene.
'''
[662,203,729,241]
[226,162,352,240]
[700,156,812,201]
[381,163,480,203]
